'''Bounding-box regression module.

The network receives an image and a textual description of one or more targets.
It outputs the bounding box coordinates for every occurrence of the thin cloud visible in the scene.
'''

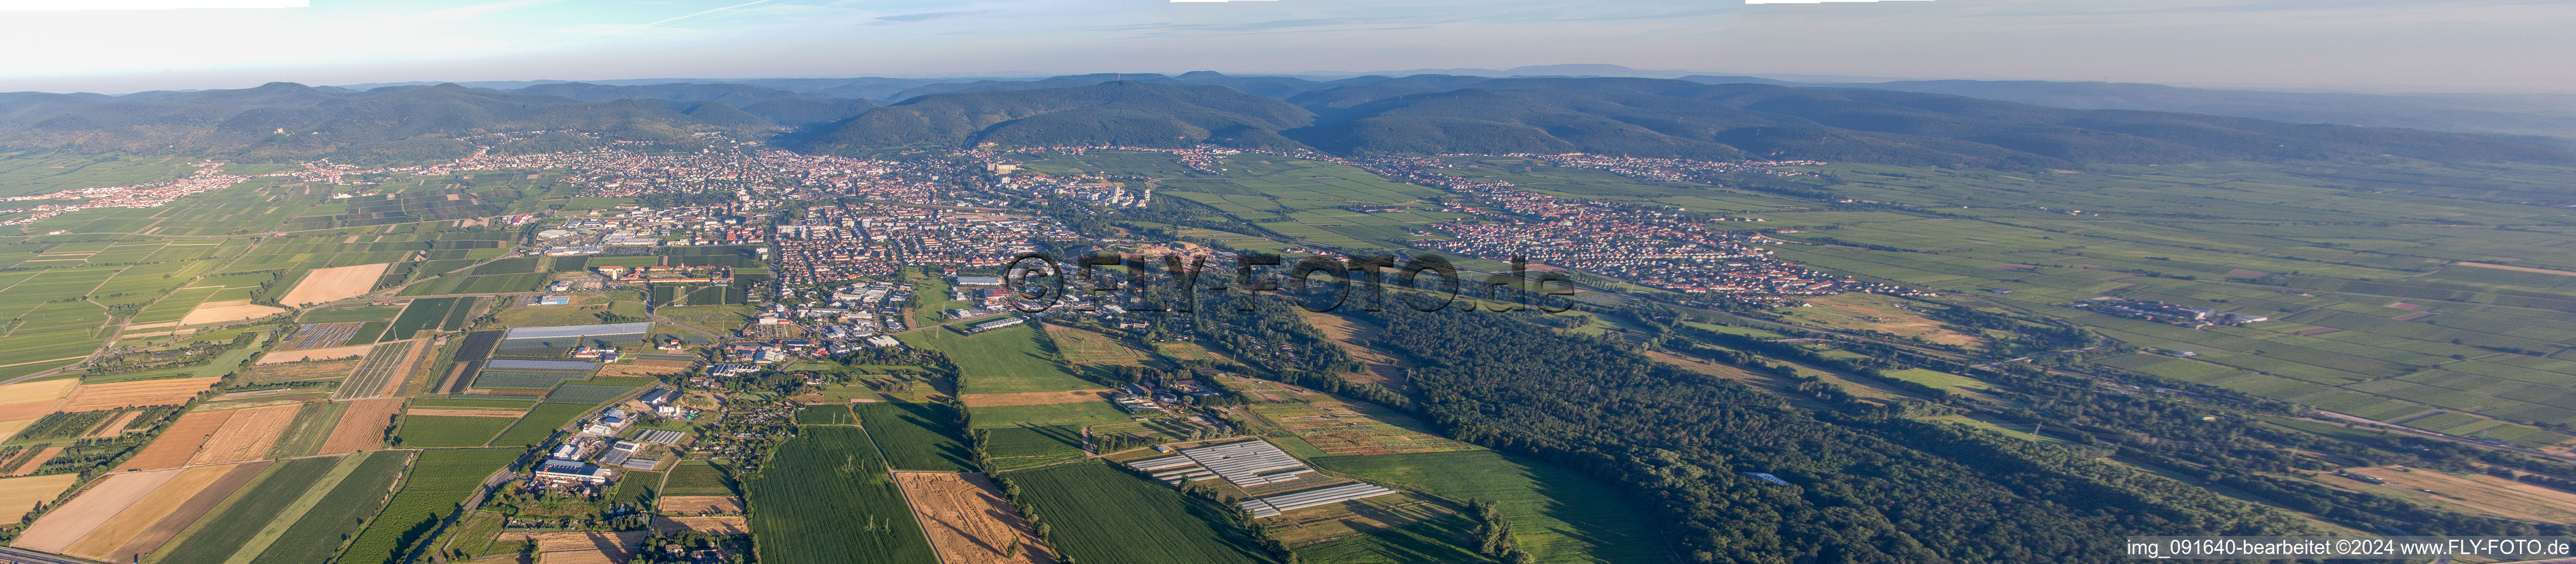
[640,0,787,28]
[871,10,1000,25]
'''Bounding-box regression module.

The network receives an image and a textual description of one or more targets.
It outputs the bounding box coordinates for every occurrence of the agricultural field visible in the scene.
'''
[2315,466,2576,524]
[151,455,353,564]
[1313,451,1664,564]
[275,263,390,307]
[0,154,200,197]
[901,323,1098,394]
[1043,324,1147,366]
[395,415,518,448]
[893,472,1054,564]
[14,462,269,562]
[747,426,938,564]
[1002,460,1272,564]
[795,404,855,425]
[0,474,79,524]
[662,461,740,496]
[1693,161,2576,447]
[1233,378,1476,457]
[239,358,360,384]
[855,400,975,472]
[249,451,414,564]
[55,377,220,411]
[543,383,641,404]
[337,448,521,564]
[1289,506,1488,564]
[321,398,404,454]
[386,297,473,339]
[185,403,301,465]
[978,425,1087,470]
[115,409,233,471]
[332,339,421,400]
[490,402,598,447]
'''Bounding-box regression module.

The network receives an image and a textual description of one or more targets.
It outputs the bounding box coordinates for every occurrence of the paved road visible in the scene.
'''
[0,544,103,564]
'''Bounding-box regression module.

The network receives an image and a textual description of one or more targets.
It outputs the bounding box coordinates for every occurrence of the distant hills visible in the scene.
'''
[791,77,2576,167]
[798,82,1310,153]
[1,69,2569,167]
[0,82,882,162]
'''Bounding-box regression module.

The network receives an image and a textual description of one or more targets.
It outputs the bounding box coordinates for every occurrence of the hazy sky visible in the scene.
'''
[1,0,2568,94]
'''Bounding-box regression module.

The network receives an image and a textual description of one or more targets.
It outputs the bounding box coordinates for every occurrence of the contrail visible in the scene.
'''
[641,0,786,28]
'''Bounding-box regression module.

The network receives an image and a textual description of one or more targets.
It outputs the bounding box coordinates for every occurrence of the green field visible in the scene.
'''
[747,426,938,564]
[337,448,521,564]
[1293,512,1490,564]
[1003,460,1273,564]
[542,383,639,404]
[900,324,1098,394]
[152,455,346,564]
[854,400,974,472]
[663,460,740,496]
[489,403,597,447]
[394,415,517,448]
[387,297,464,339]
[1313,451,1665,564]
[795,404,855,425]
[251,451,414,564]
[967,402,1133,429]
[979,425,1087,470]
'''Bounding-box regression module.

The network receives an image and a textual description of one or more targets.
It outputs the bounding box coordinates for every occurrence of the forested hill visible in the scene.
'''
[1357,304,2314,563]
[0,82,833,162]
[791,77,2575,168]
[796,81,1316,154]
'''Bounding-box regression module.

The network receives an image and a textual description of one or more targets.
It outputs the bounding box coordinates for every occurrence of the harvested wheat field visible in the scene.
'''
[66,462,268,562]
[56,377,221,412]
[5,447,62,477]
[406,409,526,417]
[115,410,234,471]
[0,474,78,524]
[0,378,80,403]
[188,404,301,465]
[319,398,404,454]
[0,419,35,443]
[13,469,181,552]
[959,390,1112,408]
[179,300,288,326]
[656,496,742,514]
[895,472,1056,564]
[256,344,373,365]
[650,516,748,536]
[277,263,389,307]
[0,401,61,421]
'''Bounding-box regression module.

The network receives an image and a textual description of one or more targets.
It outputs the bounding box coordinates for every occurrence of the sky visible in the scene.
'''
[0,0,2569,94]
